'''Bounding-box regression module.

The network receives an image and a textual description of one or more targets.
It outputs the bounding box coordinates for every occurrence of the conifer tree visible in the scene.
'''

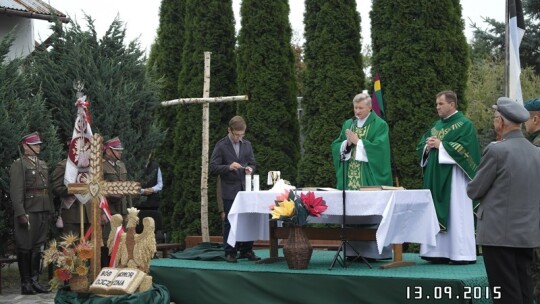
[147,0,187,237]
[171,0,237,241]
[236,0,300,187]
[30,17,163,182]
[371,0,469,188]
[297,0,364,187]
[0,34,62,253]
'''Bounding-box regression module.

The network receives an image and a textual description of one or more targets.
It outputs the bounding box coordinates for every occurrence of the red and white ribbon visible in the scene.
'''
[109,226,125,267]
[99,196,112,222]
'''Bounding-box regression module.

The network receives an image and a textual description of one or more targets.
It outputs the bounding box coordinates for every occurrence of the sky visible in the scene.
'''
[34,0,506,55]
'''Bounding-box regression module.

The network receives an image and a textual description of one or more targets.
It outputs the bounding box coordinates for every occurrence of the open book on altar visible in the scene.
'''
[88,267,145,295]
[360,185,405,191]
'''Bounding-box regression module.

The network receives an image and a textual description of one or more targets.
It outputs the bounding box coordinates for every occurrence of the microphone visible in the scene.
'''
[342,116,357,160]
[350,116,358,130]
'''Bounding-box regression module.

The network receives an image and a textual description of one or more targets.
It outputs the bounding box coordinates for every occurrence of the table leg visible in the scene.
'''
[379,244,415,269]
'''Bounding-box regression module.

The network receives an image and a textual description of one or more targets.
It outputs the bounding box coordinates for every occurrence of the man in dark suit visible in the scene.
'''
[210,116,258,263]
[467,97,540,304]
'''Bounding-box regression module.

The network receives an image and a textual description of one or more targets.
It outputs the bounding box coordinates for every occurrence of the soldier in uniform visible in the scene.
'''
[524,97,540,303]
[101,137,131,266]
[9,132,52,294]
[524,98,540,147]
[52,158,91,237]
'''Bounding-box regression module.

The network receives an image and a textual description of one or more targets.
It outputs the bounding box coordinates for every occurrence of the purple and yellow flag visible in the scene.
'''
[371,72,384,118]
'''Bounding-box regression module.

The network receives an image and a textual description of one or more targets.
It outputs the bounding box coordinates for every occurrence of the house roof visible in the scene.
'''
[0,0,70,23]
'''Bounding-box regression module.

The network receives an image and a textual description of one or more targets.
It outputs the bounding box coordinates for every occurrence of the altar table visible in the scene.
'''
[227,190,439,268]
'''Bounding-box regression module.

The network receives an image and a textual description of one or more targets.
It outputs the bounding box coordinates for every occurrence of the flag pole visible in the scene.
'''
[504,0,509,97]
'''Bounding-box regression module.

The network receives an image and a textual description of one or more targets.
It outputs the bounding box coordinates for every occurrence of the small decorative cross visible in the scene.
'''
[68,134,140,280]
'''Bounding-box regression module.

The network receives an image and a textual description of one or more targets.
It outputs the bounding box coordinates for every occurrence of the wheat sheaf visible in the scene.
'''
[104,181,141,195]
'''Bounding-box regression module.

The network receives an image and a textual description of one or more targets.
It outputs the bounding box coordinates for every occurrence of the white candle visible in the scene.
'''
[245,174,252,192]
[253,175,260,191]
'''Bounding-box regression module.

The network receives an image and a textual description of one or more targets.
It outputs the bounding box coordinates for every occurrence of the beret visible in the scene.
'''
[492,97,529,123]
[524,98,540,111]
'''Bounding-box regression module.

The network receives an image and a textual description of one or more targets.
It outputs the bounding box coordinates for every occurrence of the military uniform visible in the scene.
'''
[9,132,52,294]
[103,159,131,215]
[528,130,540,147]
[101,137,131,267]
[51,159,92,236]
[524,98,540,302]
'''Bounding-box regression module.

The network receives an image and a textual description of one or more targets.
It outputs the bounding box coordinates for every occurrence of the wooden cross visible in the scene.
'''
[161,51,248,241]
[68,134,140,280]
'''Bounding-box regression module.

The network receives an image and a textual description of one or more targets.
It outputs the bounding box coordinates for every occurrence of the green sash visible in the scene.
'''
[416,112,480,231]
[331,112,393,189]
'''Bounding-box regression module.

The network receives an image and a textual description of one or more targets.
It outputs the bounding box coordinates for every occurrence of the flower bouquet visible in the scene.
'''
[43,232,93,291]
[270,190,328,225]
[270,190,328,269]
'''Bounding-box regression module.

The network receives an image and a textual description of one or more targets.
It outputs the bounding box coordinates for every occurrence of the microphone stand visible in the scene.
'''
[329,144,372,270]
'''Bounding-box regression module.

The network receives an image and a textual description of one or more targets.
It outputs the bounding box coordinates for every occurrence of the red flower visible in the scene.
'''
[55,268,72,282]
[300,191,327,217]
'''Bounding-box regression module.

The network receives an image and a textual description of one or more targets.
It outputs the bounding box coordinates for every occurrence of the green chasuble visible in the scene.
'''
[331,112,392,190]
[416,111,480,231]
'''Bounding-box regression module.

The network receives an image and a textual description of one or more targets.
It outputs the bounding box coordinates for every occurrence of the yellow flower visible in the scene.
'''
[61,232,78,247]
[76,265,88,276]
[44,232,93,290]
[271,199,295,219]
[43,240,59,265]
[76,241,93,261]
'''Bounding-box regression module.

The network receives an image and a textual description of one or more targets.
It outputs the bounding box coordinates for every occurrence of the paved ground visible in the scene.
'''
[0,287,56,304]
[0,264,55,304]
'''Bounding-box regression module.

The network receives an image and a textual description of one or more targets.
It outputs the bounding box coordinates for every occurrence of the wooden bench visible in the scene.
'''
[184,236,340,250]
[155,243,182,258]
[0,257,17,294]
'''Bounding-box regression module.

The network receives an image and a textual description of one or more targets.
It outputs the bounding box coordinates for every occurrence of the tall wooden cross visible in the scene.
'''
[161,51,248,241]
[68,134,140,280]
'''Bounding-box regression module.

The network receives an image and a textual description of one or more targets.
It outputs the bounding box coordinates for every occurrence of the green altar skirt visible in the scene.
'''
[54,283,170,304]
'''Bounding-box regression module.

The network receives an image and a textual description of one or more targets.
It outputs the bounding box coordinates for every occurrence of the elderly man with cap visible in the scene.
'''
[467,97,540,304]
[524,98,540,147]
[417,90,481,265]
[101,136,132,266]
[9,132,53,294]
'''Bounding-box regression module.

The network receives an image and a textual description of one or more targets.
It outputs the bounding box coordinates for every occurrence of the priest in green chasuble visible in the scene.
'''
[331,93,393,260]
[417,90,480,264]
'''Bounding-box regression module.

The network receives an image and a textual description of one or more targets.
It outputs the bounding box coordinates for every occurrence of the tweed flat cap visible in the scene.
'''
[492,97,529,123]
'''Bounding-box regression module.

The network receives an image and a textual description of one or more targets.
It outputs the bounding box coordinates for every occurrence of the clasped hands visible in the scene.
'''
[345,129,359,146]
[425,136,441,152]
[229,162,252,174]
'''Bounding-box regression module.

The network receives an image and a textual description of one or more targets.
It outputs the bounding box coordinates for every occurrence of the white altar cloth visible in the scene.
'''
[227,190,439,253]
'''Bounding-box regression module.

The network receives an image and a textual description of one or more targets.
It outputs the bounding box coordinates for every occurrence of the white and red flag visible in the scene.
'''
[64,95,93,205]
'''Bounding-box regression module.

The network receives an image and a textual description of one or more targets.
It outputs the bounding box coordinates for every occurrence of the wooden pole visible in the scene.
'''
[79,203,84,239]
[160,52,249,243]
[161,95,248,107]
[201,52,211,242]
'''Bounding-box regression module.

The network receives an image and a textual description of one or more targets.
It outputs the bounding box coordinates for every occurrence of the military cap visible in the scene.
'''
[21,132,43,145]
[492,97,529,123]
[524,98,540,111]
[103,137,124,151]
